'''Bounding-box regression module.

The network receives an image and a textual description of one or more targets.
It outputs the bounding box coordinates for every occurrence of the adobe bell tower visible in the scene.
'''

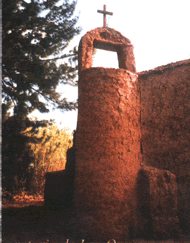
[74,26,141,240]
[44,5,180,240]
[43,6,180,239]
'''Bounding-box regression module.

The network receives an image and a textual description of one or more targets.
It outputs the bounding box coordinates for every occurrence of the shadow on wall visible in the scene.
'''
[136,168,153,239]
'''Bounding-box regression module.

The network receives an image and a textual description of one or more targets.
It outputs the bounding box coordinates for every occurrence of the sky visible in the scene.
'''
[30,0,190,132]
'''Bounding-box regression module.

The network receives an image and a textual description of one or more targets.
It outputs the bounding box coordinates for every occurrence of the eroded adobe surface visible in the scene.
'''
[137,166,180,239]
[78,27,136,73]
[74,68,141,239]
[139,59,190,176]
[139,60,190,230]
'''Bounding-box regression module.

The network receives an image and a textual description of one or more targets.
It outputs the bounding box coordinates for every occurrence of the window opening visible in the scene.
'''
[92,49,119,68]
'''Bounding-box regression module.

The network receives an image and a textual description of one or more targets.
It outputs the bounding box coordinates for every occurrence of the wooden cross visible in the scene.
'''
[97,5,113,27]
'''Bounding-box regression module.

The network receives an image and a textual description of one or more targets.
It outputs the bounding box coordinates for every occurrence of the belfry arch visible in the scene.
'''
[78,27,136,73]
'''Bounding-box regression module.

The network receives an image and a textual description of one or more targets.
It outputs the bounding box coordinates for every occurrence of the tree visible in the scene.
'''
[2,0,80,194]
[2,114,72,193]
[2,0,80,117]
[28,124,73,193]
[2,114,38,192]
[2,110,52,193]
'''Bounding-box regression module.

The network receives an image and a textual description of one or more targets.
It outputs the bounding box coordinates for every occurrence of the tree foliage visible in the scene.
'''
[2,0,80,117]
[2,114,72,194]
[2,115,38,192]
[2,0,79,194]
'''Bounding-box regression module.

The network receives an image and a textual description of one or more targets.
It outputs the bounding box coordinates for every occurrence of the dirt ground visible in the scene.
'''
[2,197,190,243]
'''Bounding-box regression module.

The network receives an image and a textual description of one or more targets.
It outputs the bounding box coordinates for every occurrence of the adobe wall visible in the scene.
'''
[74,68,141,239]
[139,59,190,230]
[139,59,190,177]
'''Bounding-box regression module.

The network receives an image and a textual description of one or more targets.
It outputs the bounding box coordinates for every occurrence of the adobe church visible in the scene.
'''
[44,5,190,241]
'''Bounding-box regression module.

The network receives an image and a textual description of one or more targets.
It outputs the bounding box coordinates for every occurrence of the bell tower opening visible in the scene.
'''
[92,48,119,68]
[78,27,136,73]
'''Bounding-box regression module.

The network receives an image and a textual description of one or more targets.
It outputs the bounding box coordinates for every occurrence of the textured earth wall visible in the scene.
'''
[137,166,180,239]
[139,59,190,177]
[139,59,190,231]
[74,67,141,239]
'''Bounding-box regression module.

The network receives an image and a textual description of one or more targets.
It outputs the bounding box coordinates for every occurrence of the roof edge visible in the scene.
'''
[138,59,190,76]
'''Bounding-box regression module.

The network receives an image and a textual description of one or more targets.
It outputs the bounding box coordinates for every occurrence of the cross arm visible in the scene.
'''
[97,10,113,16]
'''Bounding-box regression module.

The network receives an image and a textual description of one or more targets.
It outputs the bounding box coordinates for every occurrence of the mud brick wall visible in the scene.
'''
[44,170,66,209]
[137,166,180,239]
[139,59,190,177]
[139,59,190,230]
[44,142,76,210]
[74,67,141,238]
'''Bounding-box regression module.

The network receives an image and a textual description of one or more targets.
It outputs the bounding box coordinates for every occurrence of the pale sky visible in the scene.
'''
[30,0,190,132]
